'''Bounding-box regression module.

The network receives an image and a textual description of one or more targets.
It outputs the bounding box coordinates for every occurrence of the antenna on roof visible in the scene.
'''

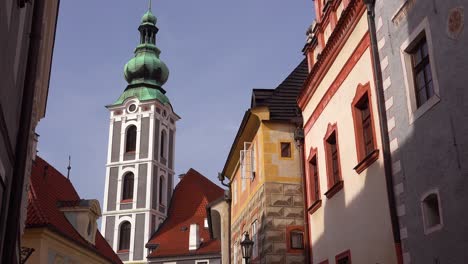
[67,155,71,180]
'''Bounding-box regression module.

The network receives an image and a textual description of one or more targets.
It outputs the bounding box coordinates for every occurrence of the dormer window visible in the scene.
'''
[87,220,92,236]
[59,199,101,245]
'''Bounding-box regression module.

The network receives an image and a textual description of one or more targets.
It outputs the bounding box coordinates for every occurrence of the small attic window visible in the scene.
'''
[87,220,92,236]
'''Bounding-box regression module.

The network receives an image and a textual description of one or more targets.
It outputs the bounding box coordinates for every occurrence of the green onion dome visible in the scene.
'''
[123,9,169,88]
[141,10,157,25]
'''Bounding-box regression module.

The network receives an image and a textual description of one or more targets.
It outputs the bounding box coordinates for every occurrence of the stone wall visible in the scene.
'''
[231,182,305,264]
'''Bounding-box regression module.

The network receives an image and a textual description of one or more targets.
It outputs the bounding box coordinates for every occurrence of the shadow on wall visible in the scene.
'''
[381,0,468,263]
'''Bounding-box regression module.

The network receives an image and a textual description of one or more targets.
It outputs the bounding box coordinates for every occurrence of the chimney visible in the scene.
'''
[178,173,186,179]
[189,224,200,250]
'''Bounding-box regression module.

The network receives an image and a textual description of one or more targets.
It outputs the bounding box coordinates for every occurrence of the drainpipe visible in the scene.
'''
[294,125,310,264]
[218,174,231,264]
[363,1,403,263]
[3,1,46,262]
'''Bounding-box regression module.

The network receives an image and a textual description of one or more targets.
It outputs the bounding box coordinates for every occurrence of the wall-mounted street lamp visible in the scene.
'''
[241,232,254,264]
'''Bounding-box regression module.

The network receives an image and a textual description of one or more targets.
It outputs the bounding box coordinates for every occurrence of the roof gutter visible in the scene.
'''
[221,110,251,177]
[364,1,403,263]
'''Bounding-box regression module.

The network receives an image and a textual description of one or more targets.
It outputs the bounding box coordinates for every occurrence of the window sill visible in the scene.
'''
[307,199,322,215]
[120,199,133,204]
[324,180,344,199]
[424,223,443,235]
[353,149,379,174]
[117,249,129,254]
[287,248,305,254]
[409,95,440,124]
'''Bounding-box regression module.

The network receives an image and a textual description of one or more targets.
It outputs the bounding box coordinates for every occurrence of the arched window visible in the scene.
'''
[159,176,164,205]
[160,130,166,158]
[125,125,137,153]
[119,221,131,251]
[122,173,134,201]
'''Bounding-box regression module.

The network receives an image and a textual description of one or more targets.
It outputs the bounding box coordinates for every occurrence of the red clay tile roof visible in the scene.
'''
[27,156,122,264]
[147,168,224,258]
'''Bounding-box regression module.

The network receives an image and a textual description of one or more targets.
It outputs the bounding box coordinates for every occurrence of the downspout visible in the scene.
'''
[3,0,46,262]
[294,126,310,264]
[218,174,231,264]
[363,1,403,263]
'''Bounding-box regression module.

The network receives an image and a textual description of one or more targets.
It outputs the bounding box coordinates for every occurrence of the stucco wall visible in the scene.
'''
[22,228,112,264]
[230,121,305,264]
[302,11,397,264]
[375,0,468,263]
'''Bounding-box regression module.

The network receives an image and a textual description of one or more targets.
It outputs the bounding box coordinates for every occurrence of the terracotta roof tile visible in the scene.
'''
[147,169,224,258]
[27,157,122,264]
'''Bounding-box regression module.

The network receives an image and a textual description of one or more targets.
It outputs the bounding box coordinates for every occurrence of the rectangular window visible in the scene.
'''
[336,250,351,264]
[233,242,238,264]
[352,83,378,174]
[290,231,304,249]
[327,134,340,184]
[324,124,343,198]
[251,220,258,258]
[280,142,291,158]
[233,180,237,204]
[308,153,320,202]
[410,37,434,107]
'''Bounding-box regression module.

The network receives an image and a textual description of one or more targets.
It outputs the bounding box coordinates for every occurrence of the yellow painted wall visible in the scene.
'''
[22,228,112,264]
[231,120,301,223]
[302,12,398,264]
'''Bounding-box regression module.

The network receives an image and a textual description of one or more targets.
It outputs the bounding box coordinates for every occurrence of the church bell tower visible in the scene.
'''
[101,6,179,263]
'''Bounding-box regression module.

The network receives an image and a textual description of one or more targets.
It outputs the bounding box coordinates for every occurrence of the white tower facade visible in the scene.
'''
[101,7,178,263]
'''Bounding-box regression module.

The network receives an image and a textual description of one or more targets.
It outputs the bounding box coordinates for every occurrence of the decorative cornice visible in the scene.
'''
[298,0,365,109]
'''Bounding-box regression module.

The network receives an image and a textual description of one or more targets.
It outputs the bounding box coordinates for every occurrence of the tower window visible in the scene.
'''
[118,221,131,251]
[159,176,165,206]
[160,130,166,158]
[125,125,137,153]
[122,173,134,201]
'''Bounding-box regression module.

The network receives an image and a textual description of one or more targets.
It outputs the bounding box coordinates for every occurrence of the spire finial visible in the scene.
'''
[149,0,152,11]
[67,155,71,180]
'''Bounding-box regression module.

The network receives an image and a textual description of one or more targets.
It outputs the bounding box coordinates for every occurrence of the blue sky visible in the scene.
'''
[37,0,314,204]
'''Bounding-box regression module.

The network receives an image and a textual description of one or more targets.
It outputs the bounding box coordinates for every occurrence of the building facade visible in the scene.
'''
[223,60,308,264]
[101,8,179,263]
[374,0,468,263]
[22,157,122,264]
[146,169,223,263]
[299,0,399,263]
[0,1,60,263]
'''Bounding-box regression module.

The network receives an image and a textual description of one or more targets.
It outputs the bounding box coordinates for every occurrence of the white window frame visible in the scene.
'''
[251,220,258,258]
[420,188,444,235]
[232,180,237,205]
[195,260,210,264]
[233,241,238,264]
[400,17,440,124]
